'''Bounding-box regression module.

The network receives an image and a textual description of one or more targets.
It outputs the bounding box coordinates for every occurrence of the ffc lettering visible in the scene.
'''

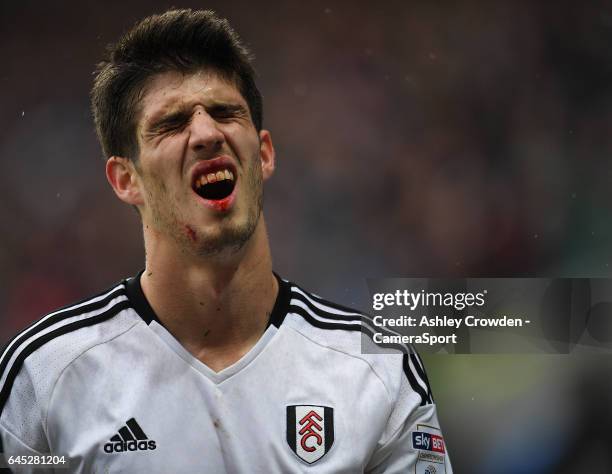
[298,410,323,452]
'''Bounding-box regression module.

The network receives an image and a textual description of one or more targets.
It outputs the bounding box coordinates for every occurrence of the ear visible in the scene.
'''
[105,156,144,206]
[259,130,275,180]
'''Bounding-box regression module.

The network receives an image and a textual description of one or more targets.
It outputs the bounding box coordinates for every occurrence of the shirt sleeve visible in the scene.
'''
[0,360,52,474]
[366,354,453,474]
[0,424,55,474]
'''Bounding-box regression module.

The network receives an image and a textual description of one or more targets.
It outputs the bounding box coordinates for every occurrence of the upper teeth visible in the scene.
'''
[195,169,234,189]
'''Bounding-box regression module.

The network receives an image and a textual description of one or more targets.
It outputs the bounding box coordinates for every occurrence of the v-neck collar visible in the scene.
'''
[148,319,277,383]
[124,270,292,382]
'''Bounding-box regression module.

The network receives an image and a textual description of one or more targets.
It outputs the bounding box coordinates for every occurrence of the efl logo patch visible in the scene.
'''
[286,405,334,464]
[423,464,438,474]
[412,431,445,454]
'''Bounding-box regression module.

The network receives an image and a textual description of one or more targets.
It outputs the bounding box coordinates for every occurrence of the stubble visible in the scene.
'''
[142,152,263,258]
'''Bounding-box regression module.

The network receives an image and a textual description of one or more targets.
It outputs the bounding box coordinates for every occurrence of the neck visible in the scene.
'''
[140,218,278,372]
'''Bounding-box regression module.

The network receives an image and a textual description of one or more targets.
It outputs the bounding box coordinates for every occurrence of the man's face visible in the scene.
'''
[130,70,274,256]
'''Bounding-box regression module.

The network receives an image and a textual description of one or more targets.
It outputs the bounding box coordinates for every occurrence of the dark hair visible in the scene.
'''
[91,9,262,160]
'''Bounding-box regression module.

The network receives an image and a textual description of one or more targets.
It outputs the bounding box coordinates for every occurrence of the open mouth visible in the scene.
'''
[193,169,236,201]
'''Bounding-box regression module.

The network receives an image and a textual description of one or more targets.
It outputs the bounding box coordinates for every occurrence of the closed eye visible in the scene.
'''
[147,112,192,136]
[143,103,250,141]
[209,104,249,121]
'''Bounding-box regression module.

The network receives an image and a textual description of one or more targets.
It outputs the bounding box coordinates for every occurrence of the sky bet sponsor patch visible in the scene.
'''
[412,431,445,454]
[413,425,447,473]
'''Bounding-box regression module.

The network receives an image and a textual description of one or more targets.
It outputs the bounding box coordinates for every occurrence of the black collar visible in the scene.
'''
[268,272,292,328]
[125,270,160,325]
[125,270,291,328]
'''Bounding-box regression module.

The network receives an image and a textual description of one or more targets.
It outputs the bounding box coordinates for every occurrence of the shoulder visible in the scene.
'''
[0,279,141,416]
[279,278,434,406]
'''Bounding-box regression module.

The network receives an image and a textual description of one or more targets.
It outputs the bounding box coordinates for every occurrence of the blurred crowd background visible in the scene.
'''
[3,1,612,472]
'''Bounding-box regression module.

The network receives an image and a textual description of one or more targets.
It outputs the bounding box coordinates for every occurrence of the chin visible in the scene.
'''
[191,218,258,258]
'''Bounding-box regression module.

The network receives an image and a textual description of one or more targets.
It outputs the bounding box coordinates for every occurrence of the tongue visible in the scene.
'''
[199,180,234,200]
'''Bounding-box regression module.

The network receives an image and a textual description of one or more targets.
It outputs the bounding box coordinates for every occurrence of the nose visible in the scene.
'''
[187,109,224,154]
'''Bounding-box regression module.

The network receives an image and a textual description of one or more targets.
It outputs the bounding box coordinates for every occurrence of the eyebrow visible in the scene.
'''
[207,103,249,115]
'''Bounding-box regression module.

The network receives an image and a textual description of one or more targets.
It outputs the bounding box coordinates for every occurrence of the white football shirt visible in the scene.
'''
[0,273,452,473]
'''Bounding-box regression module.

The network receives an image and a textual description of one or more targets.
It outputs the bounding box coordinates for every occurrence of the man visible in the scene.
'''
[0,9,451,473]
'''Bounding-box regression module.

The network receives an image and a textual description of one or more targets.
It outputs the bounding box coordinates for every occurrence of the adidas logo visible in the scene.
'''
[103,418,157,453]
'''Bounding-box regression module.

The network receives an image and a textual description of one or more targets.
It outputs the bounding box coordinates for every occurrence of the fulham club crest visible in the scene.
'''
[286,405,334,464]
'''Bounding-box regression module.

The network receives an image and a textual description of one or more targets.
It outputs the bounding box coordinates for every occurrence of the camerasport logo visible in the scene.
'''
[103,418,157,453]
[411,431,445,454]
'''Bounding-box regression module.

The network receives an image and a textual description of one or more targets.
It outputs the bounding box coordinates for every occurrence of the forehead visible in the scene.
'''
[138,70,246,122]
